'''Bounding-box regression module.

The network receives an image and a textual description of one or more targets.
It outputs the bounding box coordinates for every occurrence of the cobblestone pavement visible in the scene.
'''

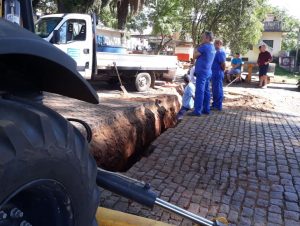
[100,108,300,225]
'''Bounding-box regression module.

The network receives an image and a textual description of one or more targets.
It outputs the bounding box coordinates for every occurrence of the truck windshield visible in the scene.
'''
[35,17,62,38]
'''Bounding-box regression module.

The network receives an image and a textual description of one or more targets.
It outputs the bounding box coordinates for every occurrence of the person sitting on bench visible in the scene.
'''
[225,53,243,83]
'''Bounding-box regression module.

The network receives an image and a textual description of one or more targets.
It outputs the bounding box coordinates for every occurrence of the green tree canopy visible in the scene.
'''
[33,0,146,30]
[148,0,182,54]
[179,0,266,54]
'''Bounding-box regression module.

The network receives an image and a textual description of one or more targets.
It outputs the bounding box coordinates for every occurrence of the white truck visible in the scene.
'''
[35,13,178,91]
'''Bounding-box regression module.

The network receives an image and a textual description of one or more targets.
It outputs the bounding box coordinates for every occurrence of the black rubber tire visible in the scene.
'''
[0,97,99,226]
[135,73,151,92]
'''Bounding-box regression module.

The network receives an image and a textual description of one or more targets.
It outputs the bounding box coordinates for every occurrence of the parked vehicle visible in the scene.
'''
[35,13,178,91]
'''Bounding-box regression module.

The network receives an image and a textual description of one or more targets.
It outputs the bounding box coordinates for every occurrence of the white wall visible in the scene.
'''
[261,32,283,56]
[244,31,283,62]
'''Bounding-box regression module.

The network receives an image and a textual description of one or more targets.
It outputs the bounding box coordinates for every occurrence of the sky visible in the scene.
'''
[268,0,300,19]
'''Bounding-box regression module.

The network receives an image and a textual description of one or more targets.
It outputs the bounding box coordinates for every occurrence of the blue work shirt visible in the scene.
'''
[182,82,195,109]
[195,43,216,75]
[231,57,242,70]
[212,48,226,72]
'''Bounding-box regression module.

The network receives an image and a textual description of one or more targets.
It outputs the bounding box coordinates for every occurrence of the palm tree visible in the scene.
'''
[32,0,145,29]
[116,0,145,29]
[32,0,96,13]
[55,0,95,12]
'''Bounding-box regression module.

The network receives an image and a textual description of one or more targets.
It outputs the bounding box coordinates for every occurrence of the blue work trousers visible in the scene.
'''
[194,72,211,115]
[211,70,224,110]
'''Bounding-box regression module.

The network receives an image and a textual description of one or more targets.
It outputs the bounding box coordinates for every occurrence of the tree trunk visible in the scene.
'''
[117,0,129,30]
[56,0,68,13]
[32,0,39,8]
[155,36,173,55]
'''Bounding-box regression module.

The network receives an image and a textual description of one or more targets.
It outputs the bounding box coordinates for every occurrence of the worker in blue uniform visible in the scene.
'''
[211,39,226,111]
[190,31,216,116]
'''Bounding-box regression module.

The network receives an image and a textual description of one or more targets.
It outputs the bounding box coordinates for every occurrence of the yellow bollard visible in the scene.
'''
[247,63,253,83]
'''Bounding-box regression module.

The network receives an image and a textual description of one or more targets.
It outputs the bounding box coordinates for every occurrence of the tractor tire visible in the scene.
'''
[135,72,151,92]
[0,97,99,226]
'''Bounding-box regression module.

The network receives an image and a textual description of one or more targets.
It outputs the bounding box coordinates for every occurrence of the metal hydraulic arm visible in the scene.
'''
[97,168,228,226]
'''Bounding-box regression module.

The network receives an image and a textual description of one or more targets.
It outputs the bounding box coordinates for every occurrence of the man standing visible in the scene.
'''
[211,40,226,111]
[257,44,272,88]
[191,31,216,116]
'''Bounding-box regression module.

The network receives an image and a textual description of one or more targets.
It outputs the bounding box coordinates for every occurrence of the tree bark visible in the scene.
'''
[56,0,68,13]
[32,0,39,8]
[117,0,129,30]
[155,35,173,55]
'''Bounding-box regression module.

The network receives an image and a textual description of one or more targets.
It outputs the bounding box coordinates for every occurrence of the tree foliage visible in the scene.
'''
[33,0,299,56]
[126,10,149,34]
[105,0,146,29]
[33,0,146,29]
[33,0,97,13]
[125,0,266,54]
[55,0,95,13]
[178,0,266,54]
[32,0,57,14]
[146,0,182,54]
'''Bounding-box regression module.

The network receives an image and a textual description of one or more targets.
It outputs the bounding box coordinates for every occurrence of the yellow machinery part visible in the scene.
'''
[212,217,229,226]
[0,0,2,17]
[96,207,174,226]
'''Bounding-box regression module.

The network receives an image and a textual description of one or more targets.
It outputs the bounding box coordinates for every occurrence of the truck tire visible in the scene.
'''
[0,97,99,226]
[135,73,151,92]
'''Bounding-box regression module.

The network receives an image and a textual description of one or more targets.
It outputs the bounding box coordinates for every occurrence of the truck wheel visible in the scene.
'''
[0,98,99,226]
[135,73,151,92]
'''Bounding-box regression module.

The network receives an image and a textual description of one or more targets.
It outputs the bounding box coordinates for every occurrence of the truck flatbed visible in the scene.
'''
[96,52,178,71]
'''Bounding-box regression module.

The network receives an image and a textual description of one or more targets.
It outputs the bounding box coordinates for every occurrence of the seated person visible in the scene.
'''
[225,53,243,82]
[176,74,195,121]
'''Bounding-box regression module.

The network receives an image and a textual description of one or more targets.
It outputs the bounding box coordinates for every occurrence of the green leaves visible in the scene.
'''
[34,0,299,56]
[147,0,182,54]
[149,0,181,35]
[178,0,266,53]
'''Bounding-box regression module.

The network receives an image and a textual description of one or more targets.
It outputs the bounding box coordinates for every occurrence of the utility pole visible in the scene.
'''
[295,27,300,72]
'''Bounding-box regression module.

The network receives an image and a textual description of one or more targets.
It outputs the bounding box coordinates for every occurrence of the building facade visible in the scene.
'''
[245,14,285,62]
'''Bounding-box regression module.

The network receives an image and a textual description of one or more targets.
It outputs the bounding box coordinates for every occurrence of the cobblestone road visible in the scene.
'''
[100,109,300,226]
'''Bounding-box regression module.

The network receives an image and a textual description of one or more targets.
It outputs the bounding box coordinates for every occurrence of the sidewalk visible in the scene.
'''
[100,108,300,225]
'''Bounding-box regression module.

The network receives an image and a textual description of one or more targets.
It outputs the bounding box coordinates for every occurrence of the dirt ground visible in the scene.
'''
[45,81,182,171]
[45,77,300,171]
[176,72,300,114]
[224,81,300,115]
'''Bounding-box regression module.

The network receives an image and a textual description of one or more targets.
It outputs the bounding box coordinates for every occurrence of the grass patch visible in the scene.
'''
[275,65,298,78]
[274,65,299,84]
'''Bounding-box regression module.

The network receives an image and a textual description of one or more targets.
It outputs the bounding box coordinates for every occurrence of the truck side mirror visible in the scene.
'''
[52,30,60,44]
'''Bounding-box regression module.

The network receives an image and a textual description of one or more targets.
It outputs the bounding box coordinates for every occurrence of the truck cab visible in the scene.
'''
[35,14,95,79]
[36,13,178,92]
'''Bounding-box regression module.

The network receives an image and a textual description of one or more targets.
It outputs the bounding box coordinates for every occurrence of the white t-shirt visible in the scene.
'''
[188,66,197,84]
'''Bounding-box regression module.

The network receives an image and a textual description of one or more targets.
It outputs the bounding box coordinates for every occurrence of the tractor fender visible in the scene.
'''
[0,19,99,104]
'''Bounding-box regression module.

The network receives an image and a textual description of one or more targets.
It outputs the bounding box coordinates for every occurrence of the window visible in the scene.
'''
[58,19,86,44]
[35,17,62,38]
[262,40,274,48]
